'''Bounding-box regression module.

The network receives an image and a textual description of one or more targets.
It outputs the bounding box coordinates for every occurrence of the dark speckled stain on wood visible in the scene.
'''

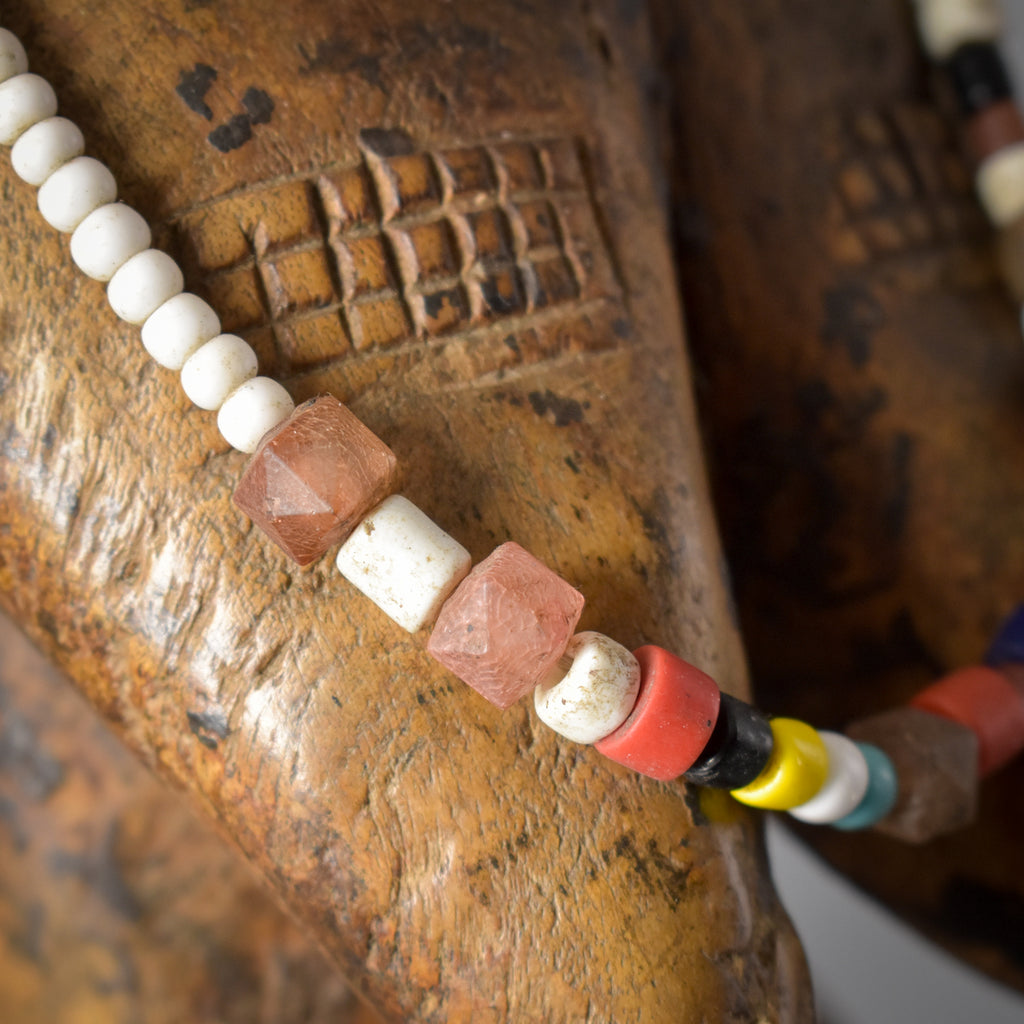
[527,389,585,426]
[186,708,230,750]
[175,64,275,152]
[821,282,886,367]
[601,833,692,910]
[358,127,415,157]
[176,63,217,120]
[49,823,142,922]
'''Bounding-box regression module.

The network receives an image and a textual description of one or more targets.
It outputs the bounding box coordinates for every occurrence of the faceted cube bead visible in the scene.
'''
[427,542,584,709]
[533,632,641,744]
[909,665,1024,776]
[832,743,899,832]
[234,394,398,566]
[788,731,870,824]
[845,707,978,843]
[683,692,773,789]
[335,494,471,632]
[594,645,720,781]
[731,719,829,811]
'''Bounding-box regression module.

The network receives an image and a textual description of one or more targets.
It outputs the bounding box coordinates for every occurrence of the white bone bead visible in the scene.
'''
[12,116,84,184]
[0,73,57,145]
[181,334,258,411]
[0,29,29,85]
[788,731,870,824]
[534,632,641,744]
[37,155,116,233]
[336,495,471,632]
[912,0,1000,60]
[69,203,151,281]
[107,249,184,324]
[977,143,1024,226]
[217,377,294,453]
[141,292,220,370]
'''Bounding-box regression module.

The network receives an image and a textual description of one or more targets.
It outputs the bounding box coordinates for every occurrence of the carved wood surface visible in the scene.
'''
[0,612,381,1024]
[0,1,811,1020]
[661,0,1024,992]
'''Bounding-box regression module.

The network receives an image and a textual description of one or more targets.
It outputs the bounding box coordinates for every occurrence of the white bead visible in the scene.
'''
[533,632,641,744]
[181,334,258,411]
[37,155,116,233]
[0,28,29,85]
[11,116,84,184]
[69,202,151,281]
[977,143,1024,227]
[788,732,870,824]
[912,0,1000,60]
[141,293,220,370]
[336,495,471,632]
[107,249,184,324]
[0,73,57,145]
[217,377,294,453]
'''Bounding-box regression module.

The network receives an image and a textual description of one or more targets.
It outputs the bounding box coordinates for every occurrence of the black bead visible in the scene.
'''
[683,693,773,790]
[944,42,1013,115]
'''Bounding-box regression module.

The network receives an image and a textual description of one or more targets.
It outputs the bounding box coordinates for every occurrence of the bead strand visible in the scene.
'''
[0,28,290,453]
[3,23,1024,849]
[910,1,1024,307]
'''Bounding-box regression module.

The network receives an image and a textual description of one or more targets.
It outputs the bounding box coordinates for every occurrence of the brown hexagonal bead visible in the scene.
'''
[845,706,978,844]
[233,394,398,566]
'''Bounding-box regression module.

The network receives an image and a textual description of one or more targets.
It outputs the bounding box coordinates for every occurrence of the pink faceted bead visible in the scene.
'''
[233,395,398,566]
[427,542,585,708]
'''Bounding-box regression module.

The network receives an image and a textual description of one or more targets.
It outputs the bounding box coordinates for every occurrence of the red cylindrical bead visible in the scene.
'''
[909,665,1024,777]
[594,645,720,781]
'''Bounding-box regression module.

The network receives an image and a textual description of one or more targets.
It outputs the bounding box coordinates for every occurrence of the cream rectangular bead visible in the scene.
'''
[336,494,471,633]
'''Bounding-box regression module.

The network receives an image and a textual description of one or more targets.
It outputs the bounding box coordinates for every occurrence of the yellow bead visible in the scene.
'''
[730,718,829,810]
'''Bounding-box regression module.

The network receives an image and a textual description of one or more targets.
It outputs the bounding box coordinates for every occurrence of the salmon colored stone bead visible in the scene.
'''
[427,542,584,709]
[909,665,1024,776]
[233,394,398,566]
[594,645,720,782]
[731,718,829,811]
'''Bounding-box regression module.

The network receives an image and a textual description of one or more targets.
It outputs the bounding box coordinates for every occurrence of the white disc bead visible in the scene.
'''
[181,334,258,411]
[336,495,471,633]
[0,28,28,84]
[977,143,1024,227]
[141,292,220,370]
[217,377,294,453]
[107,249,184,324]
[534,632,641,744]
[70,203,151,281]
[37,155,116,233]
[788,731,870,824]
[911,0,1000,60]
[0,73,57,145]
[11,116,84,184]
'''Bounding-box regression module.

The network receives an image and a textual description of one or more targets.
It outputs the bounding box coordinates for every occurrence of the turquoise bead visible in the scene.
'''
[831,743,898,831]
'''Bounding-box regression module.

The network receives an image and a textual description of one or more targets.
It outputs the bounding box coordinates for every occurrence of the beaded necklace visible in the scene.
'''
[1,1,1022,858]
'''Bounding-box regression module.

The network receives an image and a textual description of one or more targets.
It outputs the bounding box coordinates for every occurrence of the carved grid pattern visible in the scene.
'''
[825,104,989,268]
[168,137,622,374]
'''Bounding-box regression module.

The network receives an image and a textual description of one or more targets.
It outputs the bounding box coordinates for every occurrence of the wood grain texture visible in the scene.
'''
[660,0,1024,992]
[0,612,381,1024]
[0,1,811,1020]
